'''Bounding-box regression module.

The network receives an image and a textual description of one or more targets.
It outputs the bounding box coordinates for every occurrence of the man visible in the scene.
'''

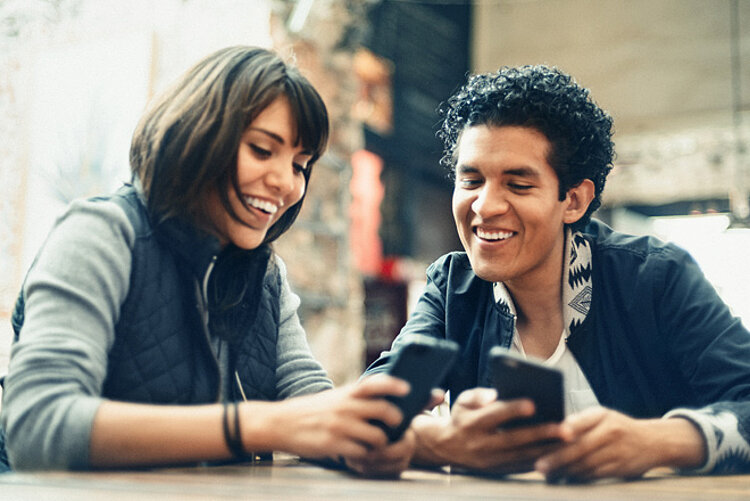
[360,65,750,481]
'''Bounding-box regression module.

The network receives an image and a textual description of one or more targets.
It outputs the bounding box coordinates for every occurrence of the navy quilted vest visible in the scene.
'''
[11,185,280,406]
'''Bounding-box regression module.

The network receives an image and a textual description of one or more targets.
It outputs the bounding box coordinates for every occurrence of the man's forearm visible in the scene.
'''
[653,417,706,470]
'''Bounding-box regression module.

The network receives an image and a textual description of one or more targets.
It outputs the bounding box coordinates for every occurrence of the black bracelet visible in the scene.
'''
[222,401,247,459]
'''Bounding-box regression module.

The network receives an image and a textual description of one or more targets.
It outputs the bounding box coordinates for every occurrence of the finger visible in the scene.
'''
[496,422,568,449]
[330,439,373,460]
[425,389,446,410]
[563,407,607,436]
[351,374,410,399]
[344,457,371,475]
[343,398,405,428]
[535,424,606,475]
[557,440,648,481]
[473,427,565,468]
[454,387,498,409]
[544,448,625,483]
[496,439,564,467]
[346,456,405,478]
[338,419,392,453]
[344,433,413,477]
[376,431,415,459]
[460,399,535,431]
[560,452,616,480]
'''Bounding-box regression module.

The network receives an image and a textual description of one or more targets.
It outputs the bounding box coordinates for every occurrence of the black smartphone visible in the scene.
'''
[375,335,459,441]
[489,347,564,429]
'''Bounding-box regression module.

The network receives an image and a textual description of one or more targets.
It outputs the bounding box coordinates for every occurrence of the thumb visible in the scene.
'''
[454,387,497,409]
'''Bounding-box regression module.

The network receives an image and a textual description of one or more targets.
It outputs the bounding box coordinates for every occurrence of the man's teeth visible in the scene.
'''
[245,196,278,214]
[476,228,514,241]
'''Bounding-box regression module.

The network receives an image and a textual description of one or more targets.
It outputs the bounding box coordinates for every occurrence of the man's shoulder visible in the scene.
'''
[425,251,492,297]
[583,219,696,281]
[426,251,473,275]
[584,219,689,260]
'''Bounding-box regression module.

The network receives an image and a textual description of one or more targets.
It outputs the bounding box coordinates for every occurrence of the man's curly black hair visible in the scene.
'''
[438,65,615,231]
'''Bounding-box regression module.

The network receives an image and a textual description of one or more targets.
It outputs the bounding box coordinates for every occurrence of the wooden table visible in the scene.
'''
[0,456,748,500]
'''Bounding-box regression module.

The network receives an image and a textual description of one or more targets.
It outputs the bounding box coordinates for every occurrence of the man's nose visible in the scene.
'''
[471,185,509,216]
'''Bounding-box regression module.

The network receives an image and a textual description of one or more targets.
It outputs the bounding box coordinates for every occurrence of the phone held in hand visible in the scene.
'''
[489,347,564,429]
[376,335,459,442]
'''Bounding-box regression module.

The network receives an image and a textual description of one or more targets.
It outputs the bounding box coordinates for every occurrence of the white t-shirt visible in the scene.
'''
[510,330,600,416]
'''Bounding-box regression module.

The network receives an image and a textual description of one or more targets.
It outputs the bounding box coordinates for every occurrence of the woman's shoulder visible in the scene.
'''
[50,189,140,247]
[26,187,142,286]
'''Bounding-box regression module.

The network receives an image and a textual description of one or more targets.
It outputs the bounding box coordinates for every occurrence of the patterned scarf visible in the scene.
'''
[493,228,593,336]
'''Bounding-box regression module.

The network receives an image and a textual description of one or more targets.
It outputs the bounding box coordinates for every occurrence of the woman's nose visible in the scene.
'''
[266,158,297,194]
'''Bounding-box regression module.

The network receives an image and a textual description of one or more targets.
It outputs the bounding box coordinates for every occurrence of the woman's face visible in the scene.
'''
[206,96,312,249]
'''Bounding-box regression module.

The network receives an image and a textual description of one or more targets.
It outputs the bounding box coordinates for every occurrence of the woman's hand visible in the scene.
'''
[244,374,409,460]
[535,407,706,482]
[342,388,445,477]
[344,428,417,478]
[412,388,570,474]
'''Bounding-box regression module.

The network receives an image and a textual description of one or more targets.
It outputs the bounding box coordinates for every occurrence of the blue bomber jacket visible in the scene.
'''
[366,219,750,474]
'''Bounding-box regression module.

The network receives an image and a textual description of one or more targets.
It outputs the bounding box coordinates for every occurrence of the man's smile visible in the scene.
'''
[475,227,516,241]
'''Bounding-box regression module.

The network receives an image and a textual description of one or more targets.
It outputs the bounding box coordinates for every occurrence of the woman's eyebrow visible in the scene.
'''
[248,127,285,144]
[247,127,314,156]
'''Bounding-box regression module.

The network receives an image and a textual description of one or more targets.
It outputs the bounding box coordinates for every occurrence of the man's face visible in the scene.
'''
[452,125,578,288]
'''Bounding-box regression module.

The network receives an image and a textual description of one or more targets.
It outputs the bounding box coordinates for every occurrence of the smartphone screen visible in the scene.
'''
[376,336,459,441]
[489,347,564,429]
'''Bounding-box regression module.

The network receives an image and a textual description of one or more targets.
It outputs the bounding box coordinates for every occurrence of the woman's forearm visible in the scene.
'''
[89,401,233,467]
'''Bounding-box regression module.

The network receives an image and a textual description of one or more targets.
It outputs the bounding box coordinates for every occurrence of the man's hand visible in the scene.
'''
[412,388,570,474]
[535,407,707,482]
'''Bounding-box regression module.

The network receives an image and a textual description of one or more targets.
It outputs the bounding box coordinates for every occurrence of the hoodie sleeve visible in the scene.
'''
[1,198,134,470]
[273,256,333,398]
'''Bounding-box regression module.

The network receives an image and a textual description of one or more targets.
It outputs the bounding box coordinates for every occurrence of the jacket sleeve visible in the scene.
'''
[1,199,134,470]
[363,254,451,376]
[273,256,333,398]
[656,245,750,474]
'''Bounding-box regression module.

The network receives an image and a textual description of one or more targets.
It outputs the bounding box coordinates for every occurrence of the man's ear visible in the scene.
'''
[563,179,595,225]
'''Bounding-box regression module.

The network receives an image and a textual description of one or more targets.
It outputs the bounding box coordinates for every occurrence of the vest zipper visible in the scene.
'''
[234,371,248,401]
[202,256,217,303]
[200,255,222,402]
[235,366,260,462]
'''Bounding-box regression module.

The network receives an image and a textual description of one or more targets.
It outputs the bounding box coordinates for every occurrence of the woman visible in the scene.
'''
[0,46,409,471]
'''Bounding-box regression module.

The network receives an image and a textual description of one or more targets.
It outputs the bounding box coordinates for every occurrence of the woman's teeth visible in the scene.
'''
[245,196,278,215]
[476,228,514,241]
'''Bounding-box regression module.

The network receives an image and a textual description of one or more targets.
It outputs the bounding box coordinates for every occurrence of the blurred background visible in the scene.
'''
[0,0,748,387]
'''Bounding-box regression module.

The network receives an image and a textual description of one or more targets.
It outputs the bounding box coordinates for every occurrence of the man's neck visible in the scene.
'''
[505,238,566,359]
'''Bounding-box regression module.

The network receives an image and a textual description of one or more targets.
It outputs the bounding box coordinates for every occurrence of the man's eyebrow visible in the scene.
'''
[504,166,540,178]
[456,165,541,177]
[455,164,479,174]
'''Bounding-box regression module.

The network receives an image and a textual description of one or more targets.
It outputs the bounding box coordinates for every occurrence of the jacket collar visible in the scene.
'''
[493,228,593,335]
[130,179,222,281]
[156,216,222,281]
